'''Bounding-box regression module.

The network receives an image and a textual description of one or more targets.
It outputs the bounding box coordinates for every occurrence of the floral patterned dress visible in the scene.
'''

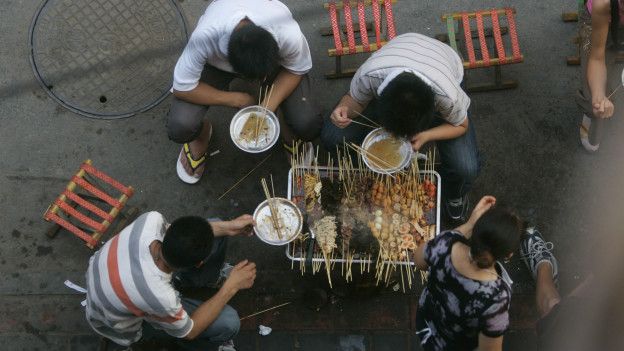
[416,231,513,351]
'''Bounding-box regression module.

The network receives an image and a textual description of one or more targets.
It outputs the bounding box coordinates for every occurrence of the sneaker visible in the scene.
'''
[520,227,559,283]
[218,340,237,351]
[445,195,469,221]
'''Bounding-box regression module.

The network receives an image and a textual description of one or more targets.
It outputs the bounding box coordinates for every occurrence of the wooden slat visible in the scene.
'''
[324,0,397,10]
[442,8,515,21]
[462,55,524,69]
[446,16,458,52]
[328,41,387,56]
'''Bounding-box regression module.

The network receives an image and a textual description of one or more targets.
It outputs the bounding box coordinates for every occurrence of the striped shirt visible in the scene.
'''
[85,212,193,346]
[349,33,470,126]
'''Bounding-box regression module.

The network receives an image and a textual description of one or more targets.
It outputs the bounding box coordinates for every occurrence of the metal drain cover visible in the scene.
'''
[29,0,188,119]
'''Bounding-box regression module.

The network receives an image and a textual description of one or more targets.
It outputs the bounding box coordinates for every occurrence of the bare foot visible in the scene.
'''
[180,122,212,177]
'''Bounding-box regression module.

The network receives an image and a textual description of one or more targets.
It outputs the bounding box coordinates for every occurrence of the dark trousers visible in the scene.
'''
[167,65,323,143]
[140,236,238,350]
[320,103,481,200]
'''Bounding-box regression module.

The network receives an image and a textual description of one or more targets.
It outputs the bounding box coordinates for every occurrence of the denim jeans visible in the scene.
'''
[141,298,240,350]
[141,232,239,350]
[320,103,481,200]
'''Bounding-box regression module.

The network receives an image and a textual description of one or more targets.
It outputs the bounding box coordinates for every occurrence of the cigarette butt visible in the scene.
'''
[210,150,220,156]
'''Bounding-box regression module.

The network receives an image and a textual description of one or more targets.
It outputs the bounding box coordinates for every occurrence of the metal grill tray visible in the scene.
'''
[285,166,441,266]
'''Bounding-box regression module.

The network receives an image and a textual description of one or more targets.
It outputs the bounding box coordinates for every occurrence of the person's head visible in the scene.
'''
[162,216,214,270]
[228,22,280,80]
[611,0,620,48]
[469,207,524,269]
[376,72,436,138]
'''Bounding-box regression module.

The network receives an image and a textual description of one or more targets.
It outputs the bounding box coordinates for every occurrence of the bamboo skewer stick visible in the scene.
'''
[352,110,381,127]
[240,302,292,321]
[349,119,377,129]
[261,178,283,240]
[218,153,272,200]
[346,143,398,178]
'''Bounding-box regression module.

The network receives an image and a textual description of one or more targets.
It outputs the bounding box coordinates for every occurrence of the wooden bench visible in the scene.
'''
[322,0,397,79]
[437,8,523,92]
[43,159,136,249]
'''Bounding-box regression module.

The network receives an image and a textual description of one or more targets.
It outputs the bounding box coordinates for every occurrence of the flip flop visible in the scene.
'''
[579,114,599,152]
[176,143,207,184]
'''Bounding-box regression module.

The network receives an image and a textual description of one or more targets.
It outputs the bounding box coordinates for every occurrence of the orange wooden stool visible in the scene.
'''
[438,8,523,92]
[322,0,397,79]
[43,159,135,249]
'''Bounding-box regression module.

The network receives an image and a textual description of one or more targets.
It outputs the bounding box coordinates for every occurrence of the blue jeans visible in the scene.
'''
[142,298,240,350]
[320,105,481,200]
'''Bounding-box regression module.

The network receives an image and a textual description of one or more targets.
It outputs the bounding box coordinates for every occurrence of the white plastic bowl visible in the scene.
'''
[230,105,280,153]
[361,128,413,174]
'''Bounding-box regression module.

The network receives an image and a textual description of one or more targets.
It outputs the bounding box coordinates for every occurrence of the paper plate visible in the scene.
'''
[361,128,413,174]
[253,197,302,246]
[230,105,280,153]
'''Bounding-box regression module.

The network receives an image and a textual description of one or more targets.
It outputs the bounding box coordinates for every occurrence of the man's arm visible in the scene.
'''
[173,83,255,109]
[210,215,255,238]
[185,260,256,339]
[330,94,368,128]
[263,69,303,111]
[410,117,468,151]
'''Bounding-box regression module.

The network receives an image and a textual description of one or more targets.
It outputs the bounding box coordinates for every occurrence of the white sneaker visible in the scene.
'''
[218,340,237,351]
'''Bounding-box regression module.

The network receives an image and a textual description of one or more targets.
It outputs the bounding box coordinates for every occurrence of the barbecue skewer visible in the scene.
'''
[261,178,283,240]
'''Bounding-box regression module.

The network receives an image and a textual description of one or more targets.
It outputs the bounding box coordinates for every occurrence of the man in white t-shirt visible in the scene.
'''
[85,211,256,350]
[320,33,481,221]
[168,0,321,184]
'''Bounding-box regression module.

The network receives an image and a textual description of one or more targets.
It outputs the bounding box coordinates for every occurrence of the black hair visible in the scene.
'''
[611,0,620,48]
[376,72,436,138]
[228,23,280,80]
[469,207,524,269]
[162,216,214,270]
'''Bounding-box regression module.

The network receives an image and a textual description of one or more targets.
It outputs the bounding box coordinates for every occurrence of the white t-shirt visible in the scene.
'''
[173,0,312,92]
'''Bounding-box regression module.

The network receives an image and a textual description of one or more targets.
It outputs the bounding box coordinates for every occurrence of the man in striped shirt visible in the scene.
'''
[321,33,481,221]
[85,211,256,350]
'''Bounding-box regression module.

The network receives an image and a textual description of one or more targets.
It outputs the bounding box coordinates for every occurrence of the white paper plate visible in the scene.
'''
[253,197,302,246]
[230,105,280,153]
[361,128,413,174]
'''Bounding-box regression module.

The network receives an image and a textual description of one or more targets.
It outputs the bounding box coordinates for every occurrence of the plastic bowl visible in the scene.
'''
[230,105,280,153]
[361,128,413,174]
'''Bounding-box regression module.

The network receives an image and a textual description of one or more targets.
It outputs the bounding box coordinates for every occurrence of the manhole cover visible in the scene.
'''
[29,0,188,119]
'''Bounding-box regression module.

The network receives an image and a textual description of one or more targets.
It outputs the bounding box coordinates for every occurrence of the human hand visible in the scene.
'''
[468,196,496,225]
[231,92,256,109]
[223,260,256,292]
[410,132,430,151]
[330,105,352,128]
[592,96,614,118]
[224,215,255,237]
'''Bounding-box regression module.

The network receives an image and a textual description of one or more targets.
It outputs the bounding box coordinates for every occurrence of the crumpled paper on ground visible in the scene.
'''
[258,325,272,336]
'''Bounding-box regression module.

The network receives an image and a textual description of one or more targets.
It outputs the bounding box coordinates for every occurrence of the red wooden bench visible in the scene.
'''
[43,159,136,249]
[322,0,397,79]
[438,8,524,92]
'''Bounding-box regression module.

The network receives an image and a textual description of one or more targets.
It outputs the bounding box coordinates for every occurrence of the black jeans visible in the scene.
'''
[167,64,323,143]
